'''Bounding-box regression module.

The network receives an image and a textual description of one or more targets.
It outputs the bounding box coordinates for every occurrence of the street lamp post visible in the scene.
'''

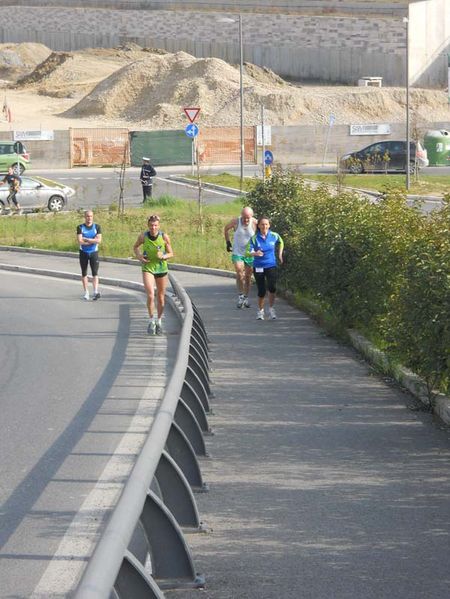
[238,14,244,192]
[403,16,410,191]
[218,15,244,191]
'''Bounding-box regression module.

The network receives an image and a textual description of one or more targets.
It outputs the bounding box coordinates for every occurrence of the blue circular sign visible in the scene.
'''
[264,150,274,165]
[185,123,199,138]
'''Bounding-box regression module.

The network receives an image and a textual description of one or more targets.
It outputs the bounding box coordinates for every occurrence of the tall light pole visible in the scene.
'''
[403,16,410,191]
[238,14,244,192]
[218,15,244,191]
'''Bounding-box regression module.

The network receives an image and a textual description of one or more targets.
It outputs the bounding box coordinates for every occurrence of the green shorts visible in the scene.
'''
[232,254,253,267]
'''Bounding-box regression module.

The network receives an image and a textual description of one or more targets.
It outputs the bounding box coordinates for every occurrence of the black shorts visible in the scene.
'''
[253,266,278,297]
[79,250,99,277]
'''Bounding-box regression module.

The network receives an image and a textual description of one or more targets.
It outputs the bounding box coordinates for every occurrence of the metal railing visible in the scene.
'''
[0,249,212,598]
[74,273,211,598]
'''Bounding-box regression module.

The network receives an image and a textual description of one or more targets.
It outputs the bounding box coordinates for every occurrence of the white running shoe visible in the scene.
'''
[155,322,163,335]
[83,291,90,301]
[237,294,245,309]
[243,296,251,308]
[147,320,156,335]
[269,307,277,320]
[256,309,264,320]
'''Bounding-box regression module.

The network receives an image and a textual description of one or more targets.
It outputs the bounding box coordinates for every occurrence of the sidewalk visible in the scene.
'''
[2,250,450,599]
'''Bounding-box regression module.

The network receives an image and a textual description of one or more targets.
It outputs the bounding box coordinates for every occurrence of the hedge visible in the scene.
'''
[246,170,450,395]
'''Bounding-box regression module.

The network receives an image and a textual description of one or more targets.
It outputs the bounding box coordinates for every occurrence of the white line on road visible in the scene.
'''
[30,292,168,598]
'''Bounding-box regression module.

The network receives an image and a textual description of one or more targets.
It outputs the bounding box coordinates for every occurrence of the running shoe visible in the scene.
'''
[243,296,251,308]
[237,294,245,309]
[83,291,90,301]
[269,307,277,320]
[155,322,163,336]
[92,292,101,301]
[256,309,264,320]
[147,320,156,335]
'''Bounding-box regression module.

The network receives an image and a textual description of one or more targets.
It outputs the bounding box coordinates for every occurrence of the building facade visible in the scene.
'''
[0,1,448,86]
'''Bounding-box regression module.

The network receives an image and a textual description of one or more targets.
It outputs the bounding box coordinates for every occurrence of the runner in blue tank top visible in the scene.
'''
[247,216,284,320]
[76,210,102,301]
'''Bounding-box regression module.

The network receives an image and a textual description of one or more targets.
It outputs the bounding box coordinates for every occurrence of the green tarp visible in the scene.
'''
[130,130,192,166]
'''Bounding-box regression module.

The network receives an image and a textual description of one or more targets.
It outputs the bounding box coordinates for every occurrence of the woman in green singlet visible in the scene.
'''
[133,214,174,335]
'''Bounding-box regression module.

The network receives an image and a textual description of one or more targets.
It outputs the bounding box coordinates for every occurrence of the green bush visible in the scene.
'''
[247,170,449,394]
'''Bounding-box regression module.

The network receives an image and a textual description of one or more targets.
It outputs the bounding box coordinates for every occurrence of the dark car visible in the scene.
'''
[340,140,429,174]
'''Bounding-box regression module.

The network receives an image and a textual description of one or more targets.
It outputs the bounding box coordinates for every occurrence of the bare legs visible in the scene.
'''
[143,271,168,319]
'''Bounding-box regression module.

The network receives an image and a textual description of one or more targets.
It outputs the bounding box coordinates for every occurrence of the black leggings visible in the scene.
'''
[253,266,277,298]
[79,250,99,277]
[7,190,18,207]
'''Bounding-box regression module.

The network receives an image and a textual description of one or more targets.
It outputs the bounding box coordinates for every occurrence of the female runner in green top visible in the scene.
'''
[133,214,174,335]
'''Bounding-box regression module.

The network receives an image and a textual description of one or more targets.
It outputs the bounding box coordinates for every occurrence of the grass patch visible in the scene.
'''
[304,173,450,195]
[0,201,241,271]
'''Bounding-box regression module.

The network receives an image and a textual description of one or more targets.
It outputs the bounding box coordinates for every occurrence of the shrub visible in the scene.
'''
[246,170,449,394]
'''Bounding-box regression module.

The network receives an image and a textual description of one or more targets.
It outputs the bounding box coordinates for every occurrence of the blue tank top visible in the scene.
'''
[79,223,100,254]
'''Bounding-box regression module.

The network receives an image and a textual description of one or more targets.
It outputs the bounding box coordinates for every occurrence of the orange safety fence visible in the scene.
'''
[197,126,255,165]
[70,128,129,167]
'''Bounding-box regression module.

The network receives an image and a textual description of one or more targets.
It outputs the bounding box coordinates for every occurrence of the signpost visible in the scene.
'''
[264,149,274,178]
[184,123,199,138]
[264,150,274,165]
[322,113,335,166]
[183,107,202,218]
[183,107,201,123]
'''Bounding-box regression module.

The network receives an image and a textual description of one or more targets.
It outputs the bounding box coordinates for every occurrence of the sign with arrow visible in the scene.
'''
[185,123,199,138]
[183,107,201,123]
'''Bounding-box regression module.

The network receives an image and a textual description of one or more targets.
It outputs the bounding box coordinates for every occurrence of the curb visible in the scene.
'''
[0,245,236,279]
[167,175,247,196]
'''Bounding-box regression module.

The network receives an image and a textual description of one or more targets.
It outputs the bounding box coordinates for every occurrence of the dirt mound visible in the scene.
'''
[62,51,311,127]
[0,42,51,81]
[14,45,173,99]
[0,44,448,130]
[16,52,72,87]
[62,50,450,129]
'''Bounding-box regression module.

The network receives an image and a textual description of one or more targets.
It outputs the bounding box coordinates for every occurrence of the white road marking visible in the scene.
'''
[30,300,168,598]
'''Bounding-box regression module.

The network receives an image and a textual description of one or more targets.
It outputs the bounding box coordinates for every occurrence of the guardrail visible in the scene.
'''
[73,272,212,598]
[0,251,212,598]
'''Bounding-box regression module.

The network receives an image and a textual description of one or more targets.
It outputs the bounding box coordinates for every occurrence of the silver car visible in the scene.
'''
[0,175,75,213]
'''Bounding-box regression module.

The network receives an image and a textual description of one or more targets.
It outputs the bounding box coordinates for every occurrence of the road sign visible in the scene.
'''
[185,123,199,138]
[184,107,201,123]
[264,150,274,165]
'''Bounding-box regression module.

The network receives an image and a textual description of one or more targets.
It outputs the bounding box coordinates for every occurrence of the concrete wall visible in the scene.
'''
[0,1,447,87]
[268,120,450,165]
[409,0,450,87]
[0,130,71,169]
[9,121,450,168]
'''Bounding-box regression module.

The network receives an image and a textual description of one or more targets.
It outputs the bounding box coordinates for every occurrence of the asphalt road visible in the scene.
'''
[27,165,446,214]
[27,166,245,210]
[0,269,177,598]
[2,252,450,599]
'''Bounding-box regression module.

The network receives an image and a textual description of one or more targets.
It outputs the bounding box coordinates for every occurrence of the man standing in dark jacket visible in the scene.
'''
[140,156,156,202]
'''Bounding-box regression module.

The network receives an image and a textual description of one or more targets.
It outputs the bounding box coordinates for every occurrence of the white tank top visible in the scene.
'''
[232,217,255,256]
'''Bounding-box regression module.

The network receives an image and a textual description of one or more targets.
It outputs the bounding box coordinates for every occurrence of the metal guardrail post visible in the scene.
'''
[180,381,210,433]
[175,400,208,456]
[155,451,203,530]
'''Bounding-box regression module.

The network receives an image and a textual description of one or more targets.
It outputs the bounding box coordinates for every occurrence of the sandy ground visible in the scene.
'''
[0,42,448,133]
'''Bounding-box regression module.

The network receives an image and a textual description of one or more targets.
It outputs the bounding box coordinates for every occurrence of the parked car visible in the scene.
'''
[0,176,75,213]
[340,140,429,174]
[0,140,31,174]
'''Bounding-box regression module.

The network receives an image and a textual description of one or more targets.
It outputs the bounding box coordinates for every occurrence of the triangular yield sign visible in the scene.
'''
[183,107,201,123]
